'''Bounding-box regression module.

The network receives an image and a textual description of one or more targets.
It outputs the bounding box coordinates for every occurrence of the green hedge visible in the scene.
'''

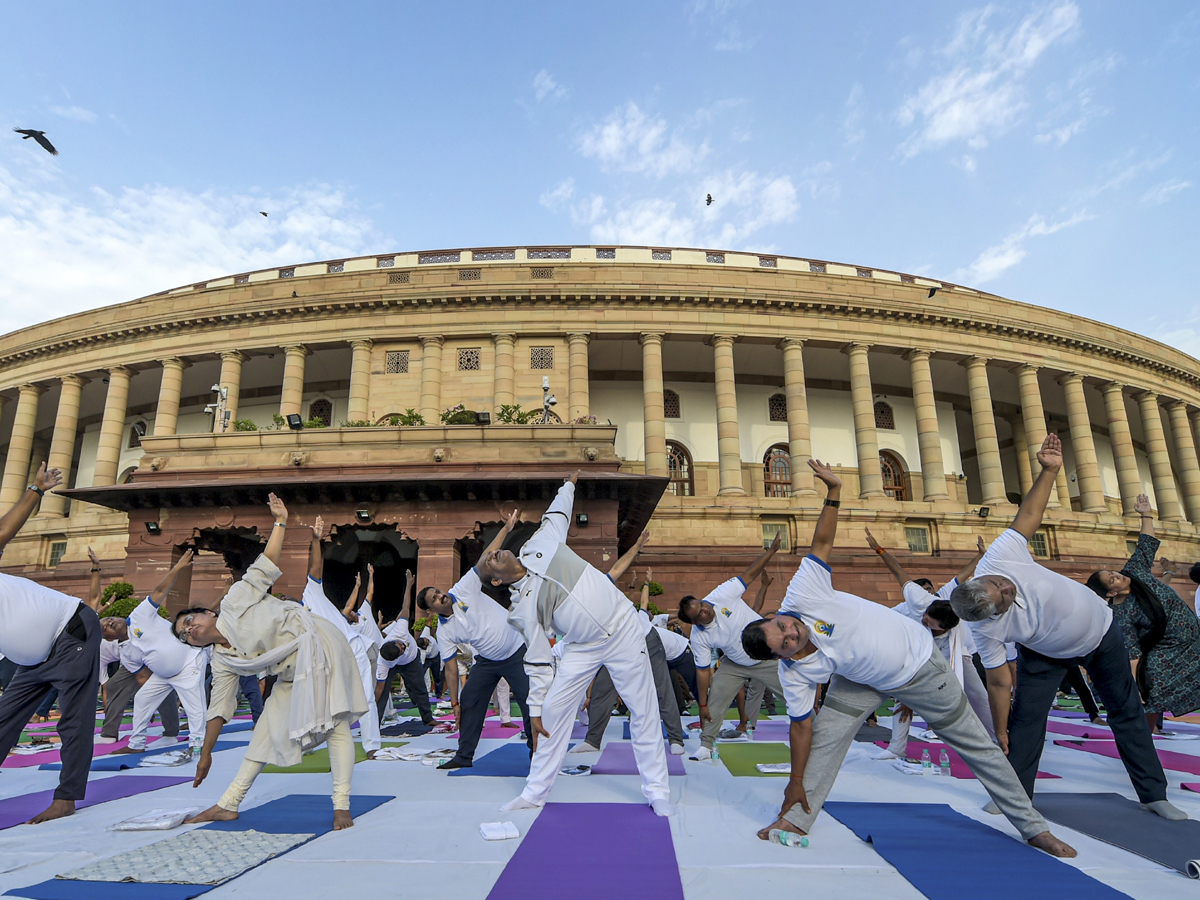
[99,594,168,619]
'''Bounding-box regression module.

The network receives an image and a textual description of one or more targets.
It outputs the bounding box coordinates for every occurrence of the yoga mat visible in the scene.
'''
[0,775,191,831]
[486,802,684,900]
[1033,792,1200,878]
[1184,783,1200,793]
[752,720,791,741]
[591,741,686,776]
[880,741,1060,780]
[856,723,892,742]
[450,721,524,741]
[4,738,133,769]
[1051,710,1093,719]
[447,742,533,777]
[621,721,669,740]
[1046,721,1168,741]
[1054,740,1200,775]
[262,742,372,773]
[381,721,433,737]
[5,881,207,899]
[39,741,241,772]
[824,802,1133,899]
[714,741,791,777]
[571,722,588,740]
[205,793,393,834]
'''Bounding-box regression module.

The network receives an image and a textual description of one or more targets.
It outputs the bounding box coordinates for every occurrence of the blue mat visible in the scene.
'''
[621,720,668,740]
[447,742,534,777]
[206,793,393,834]
[221,720,255,734]
[5,883,207,899]
[39,741,241,772]
[824,802,1132,900]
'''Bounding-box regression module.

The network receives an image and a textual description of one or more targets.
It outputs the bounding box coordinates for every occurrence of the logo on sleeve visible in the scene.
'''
[132,628,143,639]
[720,608,732,618]
[814,620,835,637]
[456,600,469,613]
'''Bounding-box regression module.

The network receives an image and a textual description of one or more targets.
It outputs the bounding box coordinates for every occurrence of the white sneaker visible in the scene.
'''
[149,736,182,750]
[569,742,600,754]
[669,743,685,756]
[95,736,118,745]
[690,746,712,761]
[650,798,676,817]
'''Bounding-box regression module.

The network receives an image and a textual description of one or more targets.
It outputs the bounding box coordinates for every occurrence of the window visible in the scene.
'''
[385,350,409,374]
[666,441,694,497]
[531,347,554,369]
[308,399,333,427]
[768,393,788,422]
[651,249,672,261]
[763,445,791,498]
[1029,532,1051,559]
[874,400,895,430]
[388,272,410,284]
[458,348,481,371]
[48,541,67,568]
[1126,539,1138,556]
[128,421,147,449]
[905,526,931,554]
[596,248,616,259]
[880,451,907,501]
[663,389,681,419]
[761,522,790,551]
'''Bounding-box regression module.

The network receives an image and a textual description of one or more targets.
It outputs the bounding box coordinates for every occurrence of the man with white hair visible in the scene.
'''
[949,434,1183,821]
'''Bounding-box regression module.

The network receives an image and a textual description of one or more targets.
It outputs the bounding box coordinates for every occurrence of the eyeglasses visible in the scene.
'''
[175,611,214,644]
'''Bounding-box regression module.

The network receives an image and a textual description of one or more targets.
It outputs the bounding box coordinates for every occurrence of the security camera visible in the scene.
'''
[542,376,550,389]
[546,395,558,407]
[211,384,221,393]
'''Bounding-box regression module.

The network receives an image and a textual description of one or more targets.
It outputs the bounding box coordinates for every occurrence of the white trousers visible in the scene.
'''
[355,651,381,752]
[219,717,356,812]
[129,660,207,749]
[522,615,669,805]
[492,678,512,723]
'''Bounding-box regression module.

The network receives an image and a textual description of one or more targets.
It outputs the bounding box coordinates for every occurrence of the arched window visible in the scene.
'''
[768,393,788,422]
[763,445,791,497]
[128,421,146,449]
[308,399,333,427]
[874,401,895,430]
[665,441,694,497]
[663,389,681,419]
[880,451,907,501]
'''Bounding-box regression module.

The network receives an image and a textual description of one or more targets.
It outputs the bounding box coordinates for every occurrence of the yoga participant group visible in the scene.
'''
[2,430,1199,875]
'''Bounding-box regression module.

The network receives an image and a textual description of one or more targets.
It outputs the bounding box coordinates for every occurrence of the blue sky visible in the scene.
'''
[1,2,1197,356]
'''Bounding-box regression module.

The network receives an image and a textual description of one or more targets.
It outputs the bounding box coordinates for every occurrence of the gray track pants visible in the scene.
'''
[586,629,683,746]
[700,658,784,750]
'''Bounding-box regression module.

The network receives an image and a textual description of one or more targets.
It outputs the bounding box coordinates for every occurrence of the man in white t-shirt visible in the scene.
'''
[0,464,101,824]
[375,569,435,726]
[676,534,782,759]
[740,458,1075,857]
[950,434,1182,821]
[104,551,208,754]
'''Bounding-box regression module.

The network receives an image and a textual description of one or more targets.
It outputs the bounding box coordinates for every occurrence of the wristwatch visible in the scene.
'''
[27,484,44,496]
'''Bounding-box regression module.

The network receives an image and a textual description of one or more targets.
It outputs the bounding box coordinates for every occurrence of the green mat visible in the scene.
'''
[262,741,406,773]
[715,741,791,777]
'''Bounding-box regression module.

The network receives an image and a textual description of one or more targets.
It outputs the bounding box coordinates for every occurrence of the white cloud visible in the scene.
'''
[956,210,1092,285]
[0,162,383,335]
[533,69,567,102]
[842,85,867,147]
[578,102,707,177]
[50,105,97,123]
[1140,178,1193,205]
[538,177,575,211]
[897,2,1081,158]
[1034,116,1087,146]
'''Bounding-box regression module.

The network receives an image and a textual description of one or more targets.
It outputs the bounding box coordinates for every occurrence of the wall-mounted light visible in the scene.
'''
[286,414,304,430]
[474,412,491,426]
[575,513,589,527]
[145,521,162,534]
[975,507,990,519]
[355,509,372,523]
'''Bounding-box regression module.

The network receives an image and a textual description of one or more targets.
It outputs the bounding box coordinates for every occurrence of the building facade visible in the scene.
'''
[2,245,1199,612]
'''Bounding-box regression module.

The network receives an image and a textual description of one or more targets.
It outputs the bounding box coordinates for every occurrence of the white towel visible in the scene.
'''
[108,808,204,831]
[138,748,195,767]
[479,821,520,841]
[755,762,791,774]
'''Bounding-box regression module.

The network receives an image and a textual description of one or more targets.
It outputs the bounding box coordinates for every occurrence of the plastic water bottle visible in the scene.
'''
[711,744,720,763]
[768,829,809,848]
[939,749,951,777]
[920,748,931,772]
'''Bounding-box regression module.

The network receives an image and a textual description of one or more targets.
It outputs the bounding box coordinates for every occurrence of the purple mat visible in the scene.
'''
[1046,720,1170,741]
[451,721,524,741]
[571,722,588,740]
[1055,739,1200,774]
[486,803,683,900]
[752,721,789,741]
[591,741,685,776]
[0,774,191,830]
[3,736,139,769]
[880,741,1059,779]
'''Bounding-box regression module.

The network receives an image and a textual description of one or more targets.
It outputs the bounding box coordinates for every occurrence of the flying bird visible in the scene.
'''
[13,128,58,155]
[705,193,713,206]
[259,211,268,217]
[927,287,941,298]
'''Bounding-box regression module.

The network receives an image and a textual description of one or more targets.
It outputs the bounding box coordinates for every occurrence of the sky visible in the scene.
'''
[0,1,1197,357]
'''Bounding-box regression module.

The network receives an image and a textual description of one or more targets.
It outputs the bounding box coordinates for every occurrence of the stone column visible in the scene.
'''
[1015,364,1070,509]
[567,333,591,421]
[640,333,667,477]
[419,336,444,423]
[1059,374,1107,513]
[779,338,815,496]
[41,375,86,517]
[963,357,1007,505]
[492,334,515,412]
[0,385,45,506]
[1100,382,1142,515]
[279,345,310,418]
[217,351,245,432]
[152,358,186,437]
[92,367,133,487]
[1136,391,1184,521]
[711,335,745,496]
[1166,400,1200,523]
[347,340,372,423]
[846,342,884,499]
[1011,417,1033,496]
[906,349,949,500]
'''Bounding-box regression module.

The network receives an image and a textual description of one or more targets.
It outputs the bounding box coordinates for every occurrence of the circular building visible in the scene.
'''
[1,245,1197,614]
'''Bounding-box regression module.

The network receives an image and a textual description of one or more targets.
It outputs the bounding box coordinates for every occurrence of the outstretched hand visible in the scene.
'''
[1036,434,1063,472]
[34,462,63,492]
[1134,493,1152,516]
[634,530,651,551]
[267,492,288,524]
[87,546,100,567]
[864,528,880,551]
[504,507,521,532]
[566,471,580,485]
[173,549,194,571]
[807,459,840,490]
[193,752,212,788]
[312,516,324,539]
[976,535,986,553]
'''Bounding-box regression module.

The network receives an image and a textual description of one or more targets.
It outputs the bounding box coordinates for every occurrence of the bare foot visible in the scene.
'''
[1028,831,1076,858]
[111,746,145,755]
[185,805,238,824]
[366,750,377,760]
[1090,717,1106,726]
[27,799,75,824]
[501,722,520,729]
[333,810,354,830]
[756,817,806,841]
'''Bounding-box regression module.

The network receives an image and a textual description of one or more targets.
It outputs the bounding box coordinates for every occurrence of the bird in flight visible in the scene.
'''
[705,193,713,206]
[259,211,269,217]
[927,287,940,298]
[13,128,58,155]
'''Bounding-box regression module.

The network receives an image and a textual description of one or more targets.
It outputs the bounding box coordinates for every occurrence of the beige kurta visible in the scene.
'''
[208,555,368,767]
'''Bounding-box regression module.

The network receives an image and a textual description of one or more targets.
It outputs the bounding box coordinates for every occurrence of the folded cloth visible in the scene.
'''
[108,808,204,831]
[717,729,750,742]
[375,747,447,762]
[892,759,930,776]
[10,743,60,755]
[138,748,195,767]
[479,821,521,841]
[755,762,791,774]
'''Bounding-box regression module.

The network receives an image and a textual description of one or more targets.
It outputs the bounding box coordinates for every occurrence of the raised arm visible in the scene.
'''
[403,567,416,623]
[86,547,104,612]
[343,570,364,621]
[608,530,650,583]
[751,570,774,613]
[538,473,578,546]
[0,463,62,552]
[263,493,289,565]
[639,568,652,611]
[740,531,782,584]
[1135,493,1154,540]
[308,516,325,581]
[483,507,521,559]
[807,460,842,561]
[1010,434,1061,540]
[865,528,912,587]
[149,549,193,605]
[956,535,987,584]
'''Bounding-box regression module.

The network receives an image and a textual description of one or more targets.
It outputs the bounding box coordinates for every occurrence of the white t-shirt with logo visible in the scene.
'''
[0,573,80,666]
[376,617,418,679]
[690,578,762,668]
[778,556,933,721]
[437,569,525,663]
[969,529,1112,669]
[124,597,205,679]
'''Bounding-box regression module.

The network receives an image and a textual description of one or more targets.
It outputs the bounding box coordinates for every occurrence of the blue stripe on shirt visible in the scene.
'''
[806,554,831,572]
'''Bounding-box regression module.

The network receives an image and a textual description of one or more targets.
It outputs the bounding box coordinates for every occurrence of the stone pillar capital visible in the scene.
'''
[492,333,515,344]
[961,355,990,370]
[160,357,188,372]
[59,374,87,389]
[1165,398,1188,412]
[283,344,310,359]
[1189,407,1200,423]
[420,335,445,349]
[350,339,373,352]
[903,348,932,363]
[1135,389,1159,404]
[708,334,738,348]
[18,383,48,397]
[567,332,591,346]
[1099,380,1125,396]
[639,333,665,347]
[1056,372,1084,387]
[843,341,871,356]
[220,350,246,364]
[1012,363,1040,377]
[778,337,805,351]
